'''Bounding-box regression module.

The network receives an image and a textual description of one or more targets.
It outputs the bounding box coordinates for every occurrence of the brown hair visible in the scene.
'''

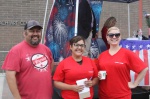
[104,16,116,28]
[69,36,85,46]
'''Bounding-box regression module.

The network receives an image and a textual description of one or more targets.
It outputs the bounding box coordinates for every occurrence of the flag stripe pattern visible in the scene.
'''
[120,40,150,86]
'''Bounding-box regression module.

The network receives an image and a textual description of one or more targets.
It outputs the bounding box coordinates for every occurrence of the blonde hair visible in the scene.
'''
[107,27,120,34]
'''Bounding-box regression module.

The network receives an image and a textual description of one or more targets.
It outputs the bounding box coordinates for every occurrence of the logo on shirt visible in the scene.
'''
[115,62,124,64]
[31,54,48,71]
[88,71,94,73]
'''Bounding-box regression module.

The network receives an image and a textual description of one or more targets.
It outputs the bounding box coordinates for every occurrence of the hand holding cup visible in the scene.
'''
[98,71,107,80]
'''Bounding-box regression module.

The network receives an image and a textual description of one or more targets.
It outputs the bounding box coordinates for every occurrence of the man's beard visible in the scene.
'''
[30,36,41,45]
[30,39,41,45]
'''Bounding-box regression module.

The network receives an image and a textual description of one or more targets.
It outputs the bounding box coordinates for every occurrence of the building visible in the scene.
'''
[1,0,150,65]
[0,0,150,68]
[0,0,150,98]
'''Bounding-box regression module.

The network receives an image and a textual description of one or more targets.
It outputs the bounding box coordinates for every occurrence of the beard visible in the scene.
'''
[30,36,41,45]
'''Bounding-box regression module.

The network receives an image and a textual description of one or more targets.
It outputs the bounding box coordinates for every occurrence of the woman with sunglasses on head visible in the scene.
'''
[97,27,148,99]
[53,36,98,99]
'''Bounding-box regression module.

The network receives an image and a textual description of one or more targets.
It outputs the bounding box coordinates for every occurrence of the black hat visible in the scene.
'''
[24,20,43,30]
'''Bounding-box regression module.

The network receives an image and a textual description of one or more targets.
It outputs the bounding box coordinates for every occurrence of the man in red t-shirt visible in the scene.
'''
[1,20,54,99]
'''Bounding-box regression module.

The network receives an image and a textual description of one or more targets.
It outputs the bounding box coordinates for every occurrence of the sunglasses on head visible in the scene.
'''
[107,33,120,38]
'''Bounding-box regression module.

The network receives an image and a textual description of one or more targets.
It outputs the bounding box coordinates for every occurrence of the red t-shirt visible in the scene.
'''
[2,41,53,99]
[98,48,147,99]
[53,56,98,99]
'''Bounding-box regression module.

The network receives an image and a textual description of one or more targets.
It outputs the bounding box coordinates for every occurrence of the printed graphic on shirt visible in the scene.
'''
[115,62,124,64]
[31,54,49,72]
[26,54,30,61]
[88,70,94,74]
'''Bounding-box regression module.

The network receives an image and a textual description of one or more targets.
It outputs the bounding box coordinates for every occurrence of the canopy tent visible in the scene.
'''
[45,0,103,61]
[103,0,139,37]
[42,0,141,43]
[74,0,140,38]
[103,0,138,3]
[75,0,103,36]
[44,0,142,61]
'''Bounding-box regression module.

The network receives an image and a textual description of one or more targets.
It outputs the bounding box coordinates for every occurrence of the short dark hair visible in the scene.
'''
[69,36,85,46]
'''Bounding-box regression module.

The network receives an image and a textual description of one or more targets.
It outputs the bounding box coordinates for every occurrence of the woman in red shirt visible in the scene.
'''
[98,27,148,99]
[53,36,98,99]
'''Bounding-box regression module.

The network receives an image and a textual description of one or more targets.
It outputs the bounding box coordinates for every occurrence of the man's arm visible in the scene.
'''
[6,70,21,99]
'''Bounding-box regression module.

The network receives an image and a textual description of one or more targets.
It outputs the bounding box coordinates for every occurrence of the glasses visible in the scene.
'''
[73,43,86,48]
[107,33,120,38]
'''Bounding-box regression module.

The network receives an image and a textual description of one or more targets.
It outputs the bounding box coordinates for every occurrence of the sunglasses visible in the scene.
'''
[73,43,86,48]
[107,33,120,38]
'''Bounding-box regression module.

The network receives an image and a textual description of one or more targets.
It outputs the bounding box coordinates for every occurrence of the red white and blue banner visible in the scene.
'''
[45,0,103,62]
[88,0,103,33]
[45,0,76,62]
[120,40,150,86]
